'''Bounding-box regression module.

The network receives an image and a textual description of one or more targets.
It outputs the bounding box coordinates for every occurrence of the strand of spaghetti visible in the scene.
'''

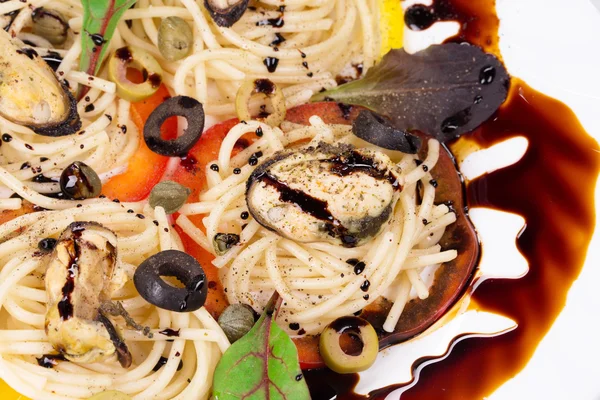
[175,214,212,253]
[279,240,337,277]
[226,235,280,304]
[405,139,440,185]
[56,33,81,77]
[415,212,457,244]
[4,299,44,327]
[192,307,230,353]
[216,0,356,59]
[0,198,21,210]
[66,71,116,93]
[192,24,208,104]
[292,230,394,322]
[6,356,113,386]
[265,244,311,310]
[133,314,188,398]
[406,269,430,299]
[124,6,192,19]
[383,272,413,332]
[0,0,27,14]
[204,183,245,245]
[179,0,220,49]
[402,250,457,270]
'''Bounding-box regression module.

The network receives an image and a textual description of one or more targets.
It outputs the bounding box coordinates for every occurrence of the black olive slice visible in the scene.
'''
[143,96,205,157]
[133,250,207,312]
[204,0,250,27]
[352,110,421,154]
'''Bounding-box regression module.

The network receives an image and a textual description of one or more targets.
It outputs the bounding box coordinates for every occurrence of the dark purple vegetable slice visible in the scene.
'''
[352,109,421,153]
[204,0,250,27]
[284,102,479,369]
[134,250,207,312]
[143,96,205,157]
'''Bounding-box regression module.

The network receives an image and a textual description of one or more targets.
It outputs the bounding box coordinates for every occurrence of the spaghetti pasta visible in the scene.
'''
[0,203,228,399]
[178,117,458,336]
[0,0,379,211]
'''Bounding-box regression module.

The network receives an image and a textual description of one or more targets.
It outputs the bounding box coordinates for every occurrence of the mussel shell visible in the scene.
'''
[204,0,250,27]
[0,30,80,136]
[246,142,400,247]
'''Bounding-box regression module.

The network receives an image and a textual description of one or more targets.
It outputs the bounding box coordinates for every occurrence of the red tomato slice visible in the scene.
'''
[102,84,177,201]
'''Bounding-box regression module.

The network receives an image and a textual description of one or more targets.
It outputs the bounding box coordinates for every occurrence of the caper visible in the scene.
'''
[149,181,191,214]
[108,46,163,102]
[218,304,255,343]
[32,8,68,45]
[158,17,193,61]
[213,233,240,255]
[319,316,379,374]
[86,391,132,400]
[59,161,102,200]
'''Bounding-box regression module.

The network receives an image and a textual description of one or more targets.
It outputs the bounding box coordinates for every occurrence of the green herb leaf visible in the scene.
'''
[212,293,310,400]
[79,0,136,94]
[312,43,510,142]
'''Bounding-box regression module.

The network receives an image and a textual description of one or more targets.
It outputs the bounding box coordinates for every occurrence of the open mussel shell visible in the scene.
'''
[0,29,80,136]
[246,143,402,248]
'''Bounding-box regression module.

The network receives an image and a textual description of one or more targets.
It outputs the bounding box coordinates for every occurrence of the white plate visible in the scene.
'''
[353,0,600,399]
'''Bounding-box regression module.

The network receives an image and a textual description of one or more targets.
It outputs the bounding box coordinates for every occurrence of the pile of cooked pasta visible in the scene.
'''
[0,202,228,399]
[176,117,458,335]
[0,0,455,398]
[0,0,379,211]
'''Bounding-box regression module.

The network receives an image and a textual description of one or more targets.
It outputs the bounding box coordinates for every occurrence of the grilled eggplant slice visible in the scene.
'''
[45,222,132,367]
[0,29,80,136]
[246,143,403,247]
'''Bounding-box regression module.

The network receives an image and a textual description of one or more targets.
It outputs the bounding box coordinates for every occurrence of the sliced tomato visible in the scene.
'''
[101,83,177,201]
[175,225,229,319]
[0,201,35,225]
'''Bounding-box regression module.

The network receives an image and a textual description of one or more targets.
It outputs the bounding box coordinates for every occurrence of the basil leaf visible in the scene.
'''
[313,43,510,142]
[79,0,136,94]
[212,293,310,400]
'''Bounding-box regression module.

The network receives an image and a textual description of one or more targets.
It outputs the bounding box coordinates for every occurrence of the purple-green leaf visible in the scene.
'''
[212,293,310,400]
[312,43,510,142]
[79,0,136,97]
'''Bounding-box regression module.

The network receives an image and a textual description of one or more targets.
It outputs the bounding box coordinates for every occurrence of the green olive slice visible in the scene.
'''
[86,390,132,400]
[319,316,379,374]
[108,46,163,102]
[235,78,286,127]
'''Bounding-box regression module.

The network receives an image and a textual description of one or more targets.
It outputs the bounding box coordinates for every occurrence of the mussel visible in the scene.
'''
[0,29,80,136]
[246,143,403,248]
[45,222,131,368]
[204,0,250,27]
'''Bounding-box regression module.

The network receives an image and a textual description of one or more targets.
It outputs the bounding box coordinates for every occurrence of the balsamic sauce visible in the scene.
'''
[263,57,280,73]
[314,1,599,398]
[255,78,276,94]
[57,238,79,320]
[42,51,63,71]
[36,354,67,368]
[159,328,181,337]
